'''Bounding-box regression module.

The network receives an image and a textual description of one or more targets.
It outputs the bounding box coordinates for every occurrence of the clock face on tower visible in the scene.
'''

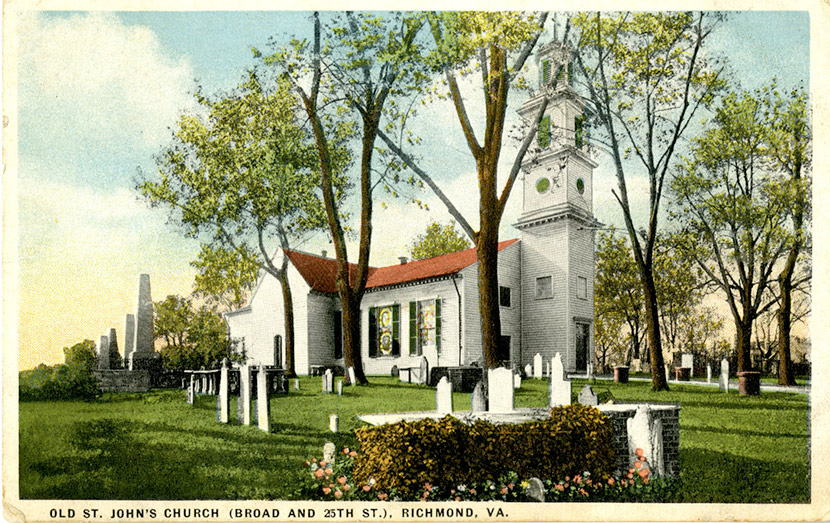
[535,177,550,193]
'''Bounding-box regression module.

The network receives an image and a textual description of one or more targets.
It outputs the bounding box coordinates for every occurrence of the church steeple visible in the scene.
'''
[516,41,596,229]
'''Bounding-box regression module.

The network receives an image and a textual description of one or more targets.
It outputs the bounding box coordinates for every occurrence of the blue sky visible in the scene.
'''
[13,10,811,368]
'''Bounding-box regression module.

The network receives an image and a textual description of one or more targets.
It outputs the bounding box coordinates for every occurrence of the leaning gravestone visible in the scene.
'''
[436,376,453,414]
[549,353,571,407]
[533,353,543,378]
[470,381,486,412]
[487,367,514,413]
[719,359,730,392]
[96,335,110,370]
[577,384,598,406]
[347,366,357,386]
[524,364,533,377]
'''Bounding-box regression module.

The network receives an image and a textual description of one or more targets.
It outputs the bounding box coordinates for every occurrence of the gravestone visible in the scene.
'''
[524,364,533,377]
[418,356,429,385]
[533,353,543,378]
[513,372,522,389]
[238,363,252,425]
[665,364,671,383]
[337,379,343,396]
[526,477,545,502]
[587,362,594,379]
[681,353,694,372]
[329,414,339,433]
[294,378,300,391]
[108,328,121,369]
[323,441,336,464]
[186,376,194,405]
[706,364,712,384]
[487,367,514,413]
[96,335,110,370]
[627,405,665,476]
[347,366,357,386]
[545,361,551,378]
[218,359,230,423]
[256,366,270,432]
[719,359,729,392]
[124,314,135,366]
[470,381,486,412]
[435,376,453,414]
[577,384,598,406]
[549,354,571,407]
[130,274,155,369]
[322,369,334,394]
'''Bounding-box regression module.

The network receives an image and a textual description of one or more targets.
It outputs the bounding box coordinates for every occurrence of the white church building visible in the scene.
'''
[225,42,599,376]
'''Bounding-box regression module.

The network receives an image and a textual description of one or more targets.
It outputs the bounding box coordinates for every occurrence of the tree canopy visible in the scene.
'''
[409,221,471,260]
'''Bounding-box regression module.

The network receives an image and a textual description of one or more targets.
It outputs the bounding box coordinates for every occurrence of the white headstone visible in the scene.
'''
[533,353,543,379]
[239,364,252,425]
[527,477,545,502]
[96,336,110,370]
[323,369,334,393]
[218,359,230,423]
[294,378,300,390]
[256,367,270,432]
[470,381,486,412]
[719,359,730,392]
[524,364,533,377]
[587,362,594,379]
[545,361,551,377]
[681,353,694,371]
[186,375,195,405]
[706,364,712,384]
[487,368,514,413]
[514,373,522,389]
[347,366,357,386]
[435,376,453,413]
[124,314,135,364]
[418,356,429,385]
[329,414,339,433]
[626,405,665,476]
[337,380,343,396]
[323,441,336,464]
[549,354,571,407]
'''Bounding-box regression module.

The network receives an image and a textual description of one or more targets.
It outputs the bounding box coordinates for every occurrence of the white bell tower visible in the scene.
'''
[514,41,599,373]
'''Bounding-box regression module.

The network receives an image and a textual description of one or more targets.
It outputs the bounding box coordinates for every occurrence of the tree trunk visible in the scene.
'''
[641,268,669,391]
[339,290,368,384]
[278,267,296,377]
[777,260,796,385]
[735,317,753,373]
[477,217,502,368]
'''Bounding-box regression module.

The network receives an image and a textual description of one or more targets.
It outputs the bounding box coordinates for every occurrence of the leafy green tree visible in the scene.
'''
[671,87,796,372]
[765,85,811,385]
[191,243,260,312]
[264,12,426,383]
[154,295,242,371]
[379,11,551,368]
[140,73,337,377]
[409,221,471,261]
[570,12,725,390]
[19,340,100,401]
[594,230,645,368]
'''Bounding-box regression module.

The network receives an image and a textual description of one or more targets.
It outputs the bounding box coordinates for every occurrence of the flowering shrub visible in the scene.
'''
[299,445,678,502]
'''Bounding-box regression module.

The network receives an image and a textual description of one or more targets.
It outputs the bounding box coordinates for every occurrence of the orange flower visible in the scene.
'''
[642,477,650,484]
[469,488,476,495]
[325,468,333,476]
[349,451,357,457]
[454,496,461,502]
[565,476,570,482]
[639,468,650,478]
[634,461,642,469]
[627,473,633,480]
[500,487,508,495]
[322,487,331,495]
[424,482,432,491]
[575,476,582,484]
[312,457,317,463]
[338,476,347,485]
[507,483,514,490]
[639,455,646,462]
[378,493,388,501]
[554,484,565,492]
[343,485,350,492]
[579,488,588,497]
[319,460,327,467]
[343,447,350,454]
[334,490,343,499]
[635,448,644,457]
[362,485,371,492]
[607,477,615,485]
[314,469,324,479]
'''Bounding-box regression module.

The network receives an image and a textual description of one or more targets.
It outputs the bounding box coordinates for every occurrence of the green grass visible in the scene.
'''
[19,377,808,502]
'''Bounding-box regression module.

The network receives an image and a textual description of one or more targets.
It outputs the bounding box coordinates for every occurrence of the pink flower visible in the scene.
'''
[349,451,357,457]
[575,475,582,484]
[334,490,343,499]
[337,476,347,485]
[500,487,508,495]
[607,477,615,486]
[635,448,644,458]
[343,447,350,454]
[322,487,331,495]
[579,488,588,497]
[627,473,633,480]
[639,468,650,478]
[362,485,371,492]
[507,483,514,490]
[469,488,476,495]
[642,477,650,484]
[454,496,461,502]
[554,484,565,492]
[377,492,388,501]
[314,469,324,479]
[634,461,642,469]
[565,476,570,482]
[319,460,327,467]
[639,455,647,462]
[325,468,333,476]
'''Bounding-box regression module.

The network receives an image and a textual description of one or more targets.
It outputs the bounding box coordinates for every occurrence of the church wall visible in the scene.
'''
[519,220,572,369]
[567,159,593,215]
[567,220,596,369]
[359,277,462,375]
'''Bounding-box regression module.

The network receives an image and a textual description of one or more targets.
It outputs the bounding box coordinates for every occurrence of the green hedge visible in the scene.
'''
[19,340,100,401]
[352,404,615,498]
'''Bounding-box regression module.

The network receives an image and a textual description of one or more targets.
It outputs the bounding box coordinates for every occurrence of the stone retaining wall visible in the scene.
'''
[93,370,150,393]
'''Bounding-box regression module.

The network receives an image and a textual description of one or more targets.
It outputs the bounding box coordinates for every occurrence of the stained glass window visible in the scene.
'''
[369,304,399,357]
[408,299,441,355]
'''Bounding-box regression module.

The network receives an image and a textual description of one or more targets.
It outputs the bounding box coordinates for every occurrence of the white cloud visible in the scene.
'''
[19,11,196,152]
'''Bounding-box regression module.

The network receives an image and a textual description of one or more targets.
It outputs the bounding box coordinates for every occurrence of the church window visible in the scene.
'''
[577,276,588,300]
[408,299,441,355]
[568,60,574,86]
[556,63,565,83]
[536,276,553,299]
[535,177,550,194]
[538,115,551,149]
[574,115,585,148]
[541,58,551,86]
[498,335,512,363]
[576,177,585,195]
[368,304,400,358]
[499,286,512,307]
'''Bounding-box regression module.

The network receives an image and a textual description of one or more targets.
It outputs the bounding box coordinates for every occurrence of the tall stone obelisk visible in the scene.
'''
[108,328,122,369]
[128,274,158,370]
[124,314,135,364]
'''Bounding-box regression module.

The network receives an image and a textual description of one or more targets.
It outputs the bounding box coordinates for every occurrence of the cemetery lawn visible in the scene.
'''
[18,377,808,502]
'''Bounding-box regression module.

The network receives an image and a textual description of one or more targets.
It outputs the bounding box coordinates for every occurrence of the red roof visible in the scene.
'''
[285,238,519,294]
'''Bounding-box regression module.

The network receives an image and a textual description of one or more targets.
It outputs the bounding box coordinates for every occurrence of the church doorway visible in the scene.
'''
[273,335,282,368]
[575,322,590,372]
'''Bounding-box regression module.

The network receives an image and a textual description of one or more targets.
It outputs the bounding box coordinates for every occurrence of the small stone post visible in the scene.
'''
[218,358,230,423]
[186,374,195,405]
[706,364,712,384]
[436,376,452,413]
[329,414,339,433]
[238,363,252,425]
[719,359,730,392]
[294,378,300,391]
